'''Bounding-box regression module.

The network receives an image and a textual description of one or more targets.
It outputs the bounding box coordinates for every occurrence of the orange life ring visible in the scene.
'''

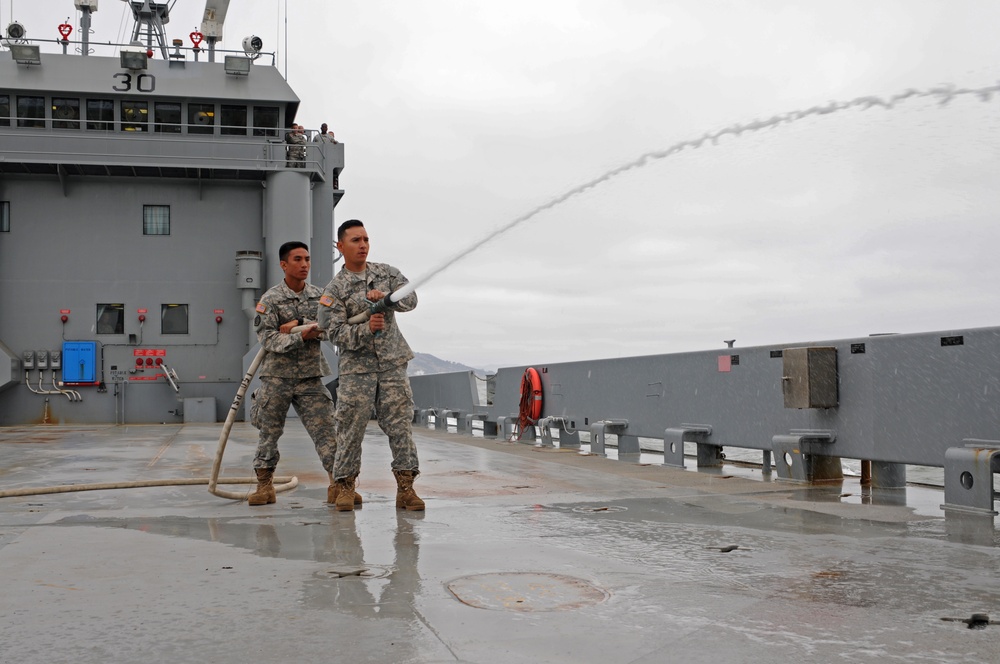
[519,367,543,424]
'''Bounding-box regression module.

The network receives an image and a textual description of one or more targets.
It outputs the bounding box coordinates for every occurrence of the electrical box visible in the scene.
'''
[50,351,62,370]
[22,350,35,370]
[782,346,838,409]
[62,341,98,384]
[36,350,49,370]
[235,251,263,290]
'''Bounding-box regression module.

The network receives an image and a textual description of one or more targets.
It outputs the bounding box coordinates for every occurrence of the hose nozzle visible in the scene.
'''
[366,295,397,337]
[369,294,397,315]
[344,292,401,335]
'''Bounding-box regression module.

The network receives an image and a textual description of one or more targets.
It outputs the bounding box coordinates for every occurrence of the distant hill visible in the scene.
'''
[408,352,490,377]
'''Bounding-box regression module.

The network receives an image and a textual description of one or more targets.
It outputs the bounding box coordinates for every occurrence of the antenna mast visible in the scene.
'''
[122,0,173,59]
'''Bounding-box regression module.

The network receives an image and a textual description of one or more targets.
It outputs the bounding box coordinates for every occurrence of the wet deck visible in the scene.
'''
[1,421,998,663]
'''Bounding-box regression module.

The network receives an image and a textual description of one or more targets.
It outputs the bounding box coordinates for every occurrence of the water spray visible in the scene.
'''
[371,82,1000,305]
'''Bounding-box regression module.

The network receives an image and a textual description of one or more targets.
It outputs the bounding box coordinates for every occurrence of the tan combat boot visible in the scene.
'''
[327,472,363,506]
[393,470,425,511]
[334,477,356,512]
[248,467,276,506]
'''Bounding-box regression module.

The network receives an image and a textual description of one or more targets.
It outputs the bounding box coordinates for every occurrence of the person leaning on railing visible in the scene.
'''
[285,124,307,167]
[314,122,339,144]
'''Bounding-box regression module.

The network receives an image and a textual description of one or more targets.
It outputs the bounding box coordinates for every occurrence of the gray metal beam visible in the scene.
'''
[410,325,1000,513]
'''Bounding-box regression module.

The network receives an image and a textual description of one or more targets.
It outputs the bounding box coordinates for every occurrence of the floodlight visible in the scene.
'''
[224,55,251,75]
[242,35,262,56]
[9,44,40,65]
[120,50,148,70]
[5,22,25,40]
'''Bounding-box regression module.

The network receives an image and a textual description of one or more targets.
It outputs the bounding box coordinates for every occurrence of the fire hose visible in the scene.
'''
[206,327,306,500]
[0,326,319,501]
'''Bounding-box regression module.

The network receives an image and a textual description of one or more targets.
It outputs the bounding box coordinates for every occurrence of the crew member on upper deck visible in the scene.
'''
[285,124,307,167]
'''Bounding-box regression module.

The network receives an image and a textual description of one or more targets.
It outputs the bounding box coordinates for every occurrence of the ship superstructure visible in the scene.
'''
[0,1,344,425]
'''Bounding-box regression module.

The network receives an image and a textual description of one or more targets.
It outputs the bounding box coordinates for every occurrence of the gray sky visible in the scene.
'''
[11,1,1000,370]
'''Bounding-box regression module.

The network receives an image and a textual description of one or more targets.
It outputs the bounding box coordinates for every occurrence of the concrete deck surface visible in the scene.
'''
[0,421,998,663]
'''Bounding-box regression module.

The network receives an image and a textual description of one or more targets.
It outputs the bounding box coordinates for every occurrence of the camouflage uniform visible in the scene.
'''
[285,130,307,167]
[317,262,419,481]
[252,279,336,471]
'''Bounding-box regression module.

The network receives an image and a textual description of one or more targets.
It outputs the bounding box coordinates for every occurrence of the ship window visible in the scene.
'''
[16,95,45,128]
[0,202,9,232]
[253,106,279,137]
[154,102,182,133]
[0,95,9,126]
[143,205,170,235]
[121,100,148,132]
[86,99,114,130]
[161,304,189,335]
[221,104,248,136]
[96,304,125,335]
[188,103,215,134]
[52,98,81,130]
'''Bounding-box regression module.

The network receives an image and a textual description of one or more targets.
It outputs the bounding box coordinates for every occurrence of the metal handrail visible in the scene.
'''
[12,37,279,66]
[0,128,335,174]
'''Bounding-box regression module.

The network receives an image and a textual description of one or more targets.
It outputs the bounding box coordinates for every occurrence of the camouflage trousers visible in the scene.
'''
[334,364,418,481]
[253,376,337,471]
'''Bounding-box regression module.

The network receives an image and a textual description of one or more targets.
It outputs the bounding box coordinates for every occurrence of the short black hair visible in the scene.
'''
[337,219,365,241]
[279,241,309,262]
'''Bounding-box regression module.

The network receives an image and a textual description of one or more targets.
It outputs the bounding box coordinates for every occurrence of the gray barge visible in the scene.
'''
[0,4,997,663]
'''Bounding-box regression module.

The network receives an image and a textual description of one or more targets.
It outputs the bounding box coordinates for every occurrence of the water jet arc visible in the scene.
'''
[391,82,1000,300]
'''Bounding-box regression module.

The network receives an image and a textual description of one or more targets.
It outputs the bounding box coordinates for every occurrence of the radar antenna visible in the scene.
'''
[121,0,174,59]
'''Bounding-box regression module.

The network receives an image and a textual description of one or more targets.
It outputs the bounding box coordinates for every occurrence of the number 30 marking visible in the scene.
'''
[112,73,156,93]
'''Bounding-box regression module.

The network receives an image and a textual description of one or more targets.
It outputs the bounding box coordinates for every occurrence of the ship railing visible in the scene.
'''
[0,126,343,179]
[409,325,1000,516]
[12,37,278,66]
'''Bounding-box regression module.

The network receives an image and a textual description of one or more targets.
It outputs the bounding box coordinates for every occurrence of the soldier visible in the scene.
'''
[285,123,307,167]
[317,219,424,512]
[249,241,361,508]
[314,122,338,143]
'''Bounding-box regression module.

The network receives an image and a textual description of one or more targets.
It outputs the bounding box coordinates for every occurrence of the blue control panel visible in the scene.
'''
[62,341,97,384]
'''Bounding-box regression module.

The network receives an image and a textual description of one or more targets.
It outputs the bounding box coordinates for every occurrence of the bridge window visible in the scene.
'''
[189,103,215,134]
[16,95,45,128]
[86,99,113,130]
[52,98,81,129]
[142,205,170,235]
[154,102,182,133]
[0,95,9,126]
[121,100,148,132]
[253,105,278,137]
[161,304,189,335]
[221,104,247,136]
[96,304,125,335]
[0,202,9,232]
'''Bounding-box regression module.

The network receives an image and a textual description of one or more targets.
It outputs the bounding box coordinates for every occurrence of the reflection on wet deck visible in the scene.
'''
[0,422,997,663]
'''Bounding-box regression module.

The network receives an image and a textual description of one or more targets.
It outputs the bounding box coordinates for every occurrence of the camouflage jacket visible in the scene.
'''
[317,262,417,375]
[285,131,306,157]
[254,280,332,379]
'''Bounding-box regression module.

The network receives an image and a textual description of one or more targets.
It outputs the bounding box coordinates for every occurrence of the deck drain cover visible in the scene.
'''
[447,572,608,612]
[572,505,628,514]
[316,565,392,580]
